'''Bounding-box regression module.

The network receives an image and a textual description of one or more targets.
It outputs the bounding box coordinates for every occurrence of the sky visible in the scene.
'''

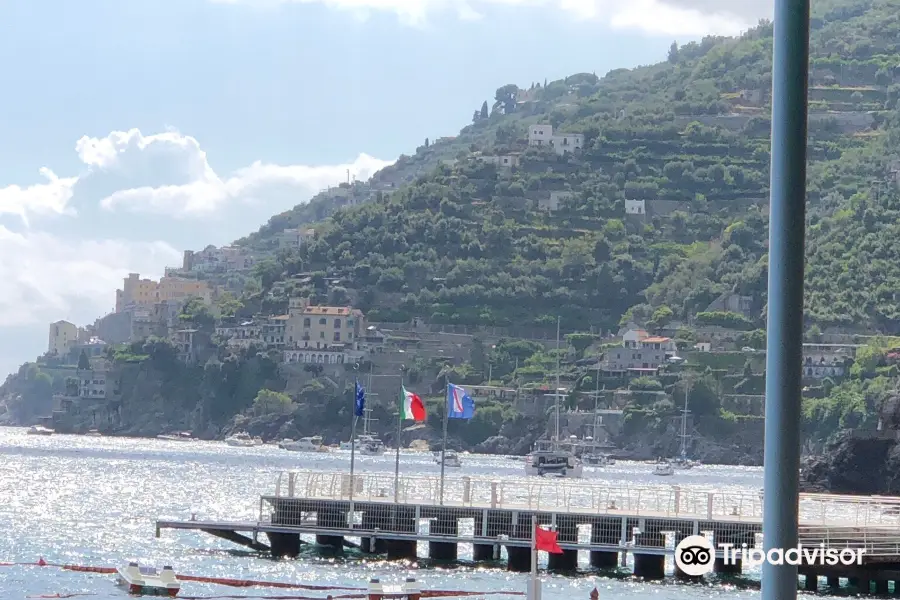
[0,0,773,378]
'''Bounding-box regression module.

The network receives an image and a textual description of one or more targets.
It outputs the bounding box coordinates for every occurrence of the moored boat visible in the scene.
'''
[225,432,262,447]
[652,460,674,476]
[280,435,327,452]
[27,425,54,436]
[583,453,614,467]
[433,450,462,468]
[157,431,193,442]
[115,562,180,597]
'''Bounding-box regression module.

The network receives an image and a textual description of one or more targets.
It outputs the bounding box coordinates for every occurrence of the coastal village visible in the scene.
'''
[32,215,865,460]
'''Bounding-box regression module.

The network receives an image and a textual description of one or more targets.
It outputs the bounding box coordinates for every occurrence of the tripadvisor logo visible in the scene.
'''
[674,535,866,577]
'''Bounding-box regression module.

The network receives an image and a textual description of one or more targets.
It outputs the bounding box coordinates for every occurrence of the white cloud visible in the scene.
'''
[0,227,180,328]
[210,0,771,35]
[0,128,393,377]
[0,128,393,221]
[80,129,393,217]
[0,168,78,225]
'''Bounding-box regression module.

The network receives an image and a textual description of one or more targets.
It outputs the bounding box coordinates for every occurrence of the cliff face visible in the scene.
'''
[801,431,900,495]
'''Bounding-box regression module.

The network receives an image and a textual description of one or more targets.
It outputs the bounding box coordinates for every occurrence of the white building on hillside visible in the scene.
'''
[527,124,584,155]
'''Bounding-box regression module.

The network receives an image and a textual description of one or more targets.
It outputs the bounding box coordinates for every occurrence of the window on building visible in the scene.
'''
[334,332,341,341]
[319,331,325,338]
[334,318,341,328]
[319,318,326,325]
[303,318,310,327]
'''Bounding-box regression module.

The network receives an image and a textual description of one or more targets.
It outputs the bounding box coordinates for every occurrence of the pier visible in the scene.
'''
[157,470,900,594]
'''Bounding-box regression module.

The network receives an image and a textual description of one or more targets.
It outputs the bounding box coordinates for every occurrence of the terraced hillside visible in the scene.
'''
[237,0,900,333]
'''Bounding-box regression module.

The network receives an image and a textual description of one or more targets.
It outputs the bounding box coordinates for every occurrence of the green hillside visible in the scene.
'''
[237,0,900,334]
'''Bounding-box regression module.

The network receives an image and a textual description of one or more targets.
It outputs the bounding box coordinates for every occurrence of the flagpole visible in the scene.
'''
[394,368,404,503]
[349,373,360,527]
[530,514,539,600]
[439,381,449,505]
[349,377,359,498]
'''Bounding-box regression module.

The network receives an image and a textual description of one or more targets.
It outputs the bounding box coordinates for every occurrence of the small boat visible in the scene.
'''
[434,450,462,468]
[115,562,180,596]
[85,430,103,437]
[653,460,674,476]
[583,453,615,467]
[280,436,327,452]
[525,439,583,478]
[341,434,386,455]
[157,431,193,442]
[27,425,54,436]
[672,456,699,469]
[225,432,262,447]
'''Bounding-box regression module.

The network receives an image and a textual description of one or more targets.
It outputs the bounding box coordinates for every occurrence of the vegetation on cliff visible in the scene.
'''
[237,0,900,337]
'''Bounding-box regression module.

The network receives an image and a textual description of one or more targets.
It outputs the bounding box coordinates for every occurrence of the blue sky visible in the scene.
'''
[0,0,769,378]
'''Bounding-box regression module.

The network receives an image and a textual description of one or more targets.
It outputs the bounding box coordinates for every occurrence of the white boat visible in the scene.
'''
[583,453,614,467]
[358,435,386,455]
[280,435,327,452]
[157,431,193,442]
[115,562,180,596]
[85,430,103,437]
[340,407,386,454]
[526,441,584,478]
[653,460,675,476]
[434,450,462,468]
[524,317,583,479]
[26,425,54,436]
[671,382,698,470]
[225,432,262,447]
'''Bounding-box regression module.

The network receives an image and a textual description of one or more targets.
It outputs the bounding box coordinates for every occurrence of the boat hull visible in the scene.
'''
[525,463,584,478]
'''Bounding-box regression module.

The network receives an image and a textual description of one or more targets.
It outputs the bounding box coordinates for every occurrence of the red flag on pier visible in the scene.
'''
[534,526,563,554]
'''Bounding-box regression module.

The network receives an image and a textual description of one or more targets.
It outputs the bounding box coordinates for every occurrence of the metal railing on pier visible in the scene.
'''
[267,470,900,528]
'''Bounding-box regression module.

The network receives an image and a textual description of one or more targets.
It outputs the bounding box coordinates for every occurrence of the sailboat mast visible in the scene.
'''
[593,363,601,453]
[680,381,690,456]
[555,316,561,446]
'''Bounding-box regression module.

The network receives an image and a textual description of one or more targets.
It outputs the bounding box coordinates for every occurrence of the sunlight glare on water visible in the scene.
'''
[0,427,846,599]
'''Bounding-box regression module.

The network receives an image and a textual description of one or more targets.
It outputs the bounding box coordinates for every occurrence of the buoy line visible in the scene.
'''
[8,558,526,598]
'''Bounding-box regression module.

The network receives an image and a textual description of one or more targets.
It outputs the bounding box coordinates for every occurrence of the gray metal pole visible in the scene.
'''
[439,379,449,505]
[394,370,403,503]
[762,0,810,598]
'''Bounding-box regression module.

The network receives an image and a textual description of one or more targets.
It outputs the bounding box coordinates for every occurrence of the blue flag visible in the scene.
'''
[447,383,475,419]
[354,379,366,417]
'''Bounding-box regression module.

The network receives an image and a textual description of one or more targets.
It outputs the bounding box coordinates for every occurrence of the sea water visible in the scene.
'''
[0,427,841,599]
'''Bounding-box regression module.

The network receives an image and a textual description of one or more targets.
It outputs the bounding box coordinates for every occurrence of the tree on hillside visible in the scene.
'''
[493,84,518,114]
[668,41,679,63]
[252,389,294,416]
[77,350,90,371]
[480,101,489,119]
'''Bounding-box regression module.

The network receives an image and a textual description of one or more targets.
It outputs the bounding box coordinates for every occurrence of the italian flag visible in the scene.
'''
[400,386,426,421]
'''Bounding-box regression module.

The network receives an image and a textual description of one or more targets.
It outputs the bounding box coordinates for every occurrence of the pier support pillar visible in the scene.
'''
[266,532,301,559]
[826,576,839,589]
[315,507,345,550]
[386,540,418,561]
[473,511,506,562]
[360,511,387,554]
[429,516,458,561]
[548,516,578,572]
[804,575,818,592]
[589,518,620,569]
[632,533,665,580]
[876,580,889,594]
[473,544,494,561]
[360,537,387,554]
[673,532,702,581]
[506,546,531,572]
[713,532,752,575]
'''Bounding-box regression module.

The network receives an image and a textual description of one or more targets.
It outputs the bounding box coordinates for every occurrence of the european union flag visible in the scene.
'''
[354,379,366,417]
[447,383,475,419]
